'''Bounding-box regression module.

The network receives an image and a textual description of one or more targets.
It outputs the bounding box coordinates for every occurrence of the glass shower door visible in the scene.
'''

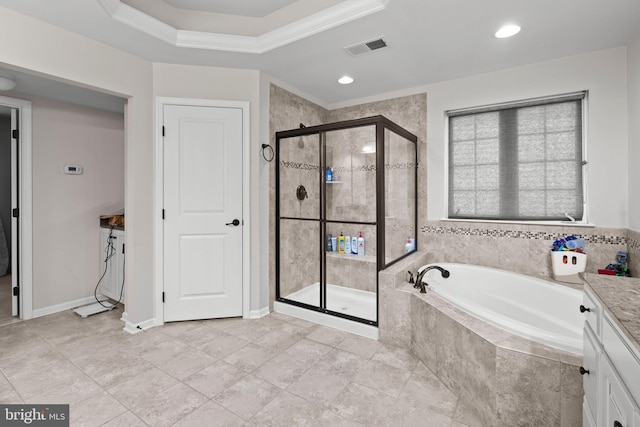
[324,125,378,324]
[276,134,322,310]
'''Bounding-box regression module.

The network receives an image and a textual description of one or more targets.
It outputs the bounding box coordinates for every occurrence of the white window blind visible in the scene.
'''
[448,93,585,221]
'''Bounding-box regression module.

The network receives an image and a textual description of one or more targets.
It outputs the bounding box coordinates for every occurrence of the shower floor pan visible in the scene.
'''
[274,283,378,340]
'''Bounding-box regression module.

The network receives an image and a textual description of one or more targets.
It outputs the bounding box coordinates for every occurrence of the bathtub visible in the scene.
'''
[419,263,583,354]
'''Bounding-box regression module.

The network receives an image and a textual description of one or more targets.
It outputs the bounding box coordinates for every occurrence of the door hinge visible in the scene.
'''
[12,208,18,218]
[122,243,125,254]
[12,129,19,140]
[12,287,19,296]
[162,209,165,220]
[162,126,165,137]
[162,292,165,303]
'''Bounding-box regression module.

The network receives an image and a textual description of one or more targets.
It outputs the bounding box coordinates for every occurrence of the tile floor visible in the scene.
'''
[0,306,479,426]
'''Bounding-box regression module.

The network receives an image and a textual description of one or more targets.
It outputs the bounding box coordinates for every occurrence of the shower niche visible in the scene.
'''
[275,116,417,337]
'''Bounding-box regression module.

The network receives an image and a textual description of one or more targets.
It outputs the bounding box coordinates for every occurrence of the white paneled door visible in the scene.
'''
[163,104,243,322]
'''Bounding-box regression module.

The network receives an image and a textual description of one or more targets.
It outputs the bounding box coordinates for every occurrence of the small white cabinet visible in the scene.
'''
[99,227,125,302]
[583,287,640,427]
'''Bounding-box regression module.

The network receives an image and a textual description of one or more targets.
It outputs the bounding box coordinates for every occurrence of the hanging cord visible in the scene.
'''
[116,244,125,306]
[94,224,117,309]
[261,144,274,162]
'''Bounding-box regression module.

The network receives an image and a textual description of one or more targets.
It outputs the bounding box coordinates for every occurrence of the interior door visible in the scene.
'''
[10,108,18,317]
[163,104,243,322]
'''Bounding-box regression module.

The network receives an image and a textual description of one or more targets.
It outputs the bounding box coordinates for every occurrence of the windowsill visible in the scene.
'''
[440,218,596,228]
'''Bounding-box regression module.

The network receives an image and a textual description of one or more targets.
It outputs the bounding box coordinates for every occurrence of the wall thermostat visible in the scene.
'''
[64,165,83,175]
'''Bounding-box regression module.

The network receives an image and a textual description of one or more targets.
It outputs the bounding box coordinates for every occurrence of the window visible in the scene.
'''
[447,92,585,221]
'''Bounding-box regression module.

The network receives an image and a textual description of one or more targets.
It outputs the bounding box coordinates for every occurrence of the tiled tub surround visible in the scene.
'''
[422,220,634,279]
[377,253,583,426]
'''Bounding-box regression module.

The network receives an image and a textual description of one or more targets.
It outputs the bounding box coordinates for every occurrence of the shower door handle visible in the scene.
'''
[226,219,240,226]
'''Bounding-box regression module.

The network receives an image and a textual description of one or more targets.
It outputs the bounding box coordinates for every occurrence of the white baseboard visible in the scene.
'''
[123,317,160,334]
[32,295,108,319]
[247,306,270,319]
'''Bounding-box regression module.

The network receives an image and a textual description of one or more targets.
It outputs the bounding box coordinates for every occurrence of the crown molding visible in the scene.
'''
[97,0,388,54]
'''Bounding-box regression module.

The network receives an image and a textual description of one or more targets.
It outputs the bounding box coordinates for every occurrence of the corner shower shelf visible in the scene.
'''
[326,252,376,263]
[326,181,343,184]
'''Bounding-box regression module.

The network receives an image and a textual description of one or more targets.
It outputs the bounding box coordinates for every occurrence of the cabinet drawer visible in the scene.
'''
[602,316,640,406]
[583,288,602,338]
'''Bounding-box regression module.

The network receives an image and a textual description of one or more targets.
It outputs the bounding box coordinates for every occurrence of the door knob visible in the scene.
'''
[226,219,240,226]
[579,305,591,313]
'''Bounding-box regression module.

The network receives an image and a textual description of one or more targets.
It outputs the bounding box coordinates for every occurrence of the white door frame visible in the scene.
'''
[154,97,251,324]
[0,95,33,320]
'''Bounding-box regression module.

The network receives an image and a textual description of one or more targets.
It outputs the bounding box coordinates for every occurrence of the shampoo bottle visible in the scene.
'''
[405,237,413,253]
[325,167,332,182]
[351,236,358,254]
[357,231,365,256]
[338,233,345,254]
[345,235,351,254]
[327,234,333,252]
[331,235,337,252]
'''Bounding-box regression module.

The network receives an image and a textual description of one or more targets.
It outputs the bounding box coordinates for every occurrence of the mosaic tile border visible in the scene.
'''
[281,162,417,174]
[280,161,320,171]
[629,236,640,251]
[420,225,629,246]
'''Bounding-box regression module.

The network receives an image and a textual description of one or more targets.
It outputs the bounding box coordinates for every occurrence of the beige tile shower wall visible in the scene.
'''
[326,126,377,223]
[328,93,428,252]
[269,85,329,308]
[279,137,320,220]
[279,220,321,298]
[385,131,417,260]
[421,220,631,278]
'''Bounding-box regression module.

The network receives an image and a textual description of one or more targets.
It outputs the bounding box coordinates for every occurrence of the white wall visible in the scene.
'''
[628,37,640,231]
[29,97,124,310]
[0,5,154,323]
[425,47,629,228]
[152,63,263,313]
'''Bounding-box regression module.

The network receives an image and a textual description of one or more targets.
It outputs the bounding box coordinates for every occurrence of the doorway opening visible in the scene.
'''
[0,95,32,323]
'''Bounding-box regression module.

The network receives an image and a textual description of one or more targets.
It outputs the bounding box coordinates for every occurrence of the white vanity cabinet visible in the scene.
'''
[99,227,125,302]
[583,287,640,427]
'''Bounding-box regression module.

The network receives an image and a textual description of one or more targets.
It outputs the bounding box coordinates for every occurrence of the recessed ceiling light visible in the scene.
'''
[495,24,521,39]
[338,75,354,85]
[0,74,16,91]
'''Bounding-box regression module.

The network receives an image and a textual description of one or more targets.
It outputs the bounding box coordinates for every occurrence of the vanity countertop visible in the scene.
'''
[584,273,640,354]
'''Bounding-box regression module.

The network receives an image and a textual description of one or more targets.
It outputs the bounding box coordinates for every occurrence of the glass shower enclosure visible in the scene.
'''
[275,116,417,328]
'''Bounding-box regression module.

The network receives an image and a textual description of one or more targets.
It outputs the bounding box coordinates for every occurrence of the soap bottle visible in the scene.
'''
[351,236,358,254]
[327,234,333,252]
[357,231,365,256]
[338,233,345,254]
[405,237,413,253]
[345,235,351,254]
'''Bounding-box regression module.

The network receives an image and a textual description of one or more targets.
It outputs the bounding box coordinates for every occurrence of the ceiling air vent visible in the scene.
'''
[344,37,388,56]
